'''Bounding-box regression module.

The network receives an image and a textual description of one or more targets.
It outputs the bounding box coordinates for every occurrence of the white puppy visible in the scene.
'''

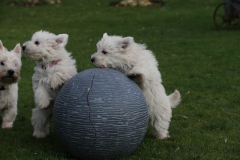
[91,33,181,139]
[0,40,22,129]
[22,30,77,138]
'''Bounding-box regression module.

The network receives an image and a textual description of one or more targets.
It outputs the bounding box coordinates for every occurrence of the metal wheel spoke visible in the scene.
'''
[223,3,239,28]
[219,21,226,27]
[213,3,228,29]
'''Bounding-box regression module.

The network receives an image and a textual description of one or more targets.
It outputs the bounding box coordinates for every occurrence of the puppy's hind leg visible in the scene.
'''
[144,83,172,139]
[31,105,53,138]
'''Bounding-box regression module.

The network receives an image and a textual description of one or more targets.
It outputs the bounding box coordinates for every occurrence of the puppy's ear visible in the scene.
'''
[56,34,68,47]
[0,40,4,51]
[12,44,21,57]
[120,37,134,51]
[103,33,108,38]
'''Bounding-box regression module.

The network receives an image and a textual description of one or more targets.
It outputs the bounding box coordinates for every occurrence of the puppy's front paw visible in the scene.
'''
[127,68,142,78]
[127,73,141,79]
[50,83,63,90]
[2,122,13,129]
[127,71,142,83]
[37,99,50,109]
[33,130,49,138]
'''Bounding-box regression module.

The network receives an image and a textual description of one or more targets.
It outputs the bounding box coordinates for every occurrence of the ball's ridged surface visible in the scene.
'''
[53,68,148,160]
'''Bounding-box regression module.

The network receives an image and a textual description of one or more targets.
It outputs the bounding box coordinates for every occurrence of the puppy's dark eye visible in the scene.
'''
[1,62,4,66]
[102,50,107,54]
[35,41,40,45]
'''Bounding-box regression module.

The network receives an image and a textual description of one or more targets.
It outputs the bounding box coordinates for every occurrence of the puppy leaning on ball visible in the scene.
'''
[22,30,77,138]
[91,33,181,139]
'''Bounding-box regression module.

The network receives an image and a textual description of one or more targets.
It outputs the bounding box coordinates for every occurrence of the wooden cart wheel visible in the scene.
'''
[213,3,230,29]
[227,2,240,28]
[213,2,240,29]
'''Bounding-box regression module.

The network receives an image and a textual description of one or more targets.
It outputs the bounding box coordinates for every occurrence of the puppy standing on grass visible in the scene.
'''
[0,40,22,129]
[91,33,181,139]
[22,30,77,138]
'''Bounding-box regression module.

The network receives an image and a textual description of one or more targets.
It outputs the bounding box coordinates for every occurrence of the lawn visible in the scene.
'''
[0,0,240,159]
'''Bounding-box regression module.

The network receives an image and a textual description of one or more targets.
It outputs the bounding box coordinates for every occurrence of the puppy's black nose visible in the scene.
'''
[22,46,26,51]
[8,70,14,76]
[91,58,95,63]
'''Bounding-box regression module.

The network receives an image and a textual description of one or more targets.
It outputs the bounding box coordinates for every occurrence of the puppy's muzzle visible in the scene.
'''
[22,45,26,51]
[91,58,95,63]
[8,70,14,76]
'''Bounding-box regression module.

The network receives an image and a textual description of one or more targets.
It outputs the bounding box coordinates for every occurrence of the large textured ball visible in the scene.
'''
[53,68,148,160]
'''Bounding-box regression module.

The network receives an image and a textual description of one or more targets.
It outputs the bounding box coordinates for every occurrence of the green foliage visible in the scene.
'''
[6,0,61,6]
[0,0,240,159]
[7,0,48,6]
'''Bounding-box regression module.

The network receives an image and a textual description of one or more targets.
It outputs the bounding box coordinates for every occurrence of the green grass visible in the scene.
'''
[1,0,240,159]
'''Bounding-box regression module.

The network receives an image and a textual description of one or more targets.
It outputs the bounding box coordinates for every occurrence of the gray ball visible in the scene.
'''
[53,68,148,160]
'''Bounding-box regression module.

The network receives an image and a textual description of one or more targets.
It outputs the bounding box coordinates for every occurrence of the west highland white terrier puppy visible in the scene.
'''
[91,33,181,139]
[0,40,22,129]
[22,30,77,138]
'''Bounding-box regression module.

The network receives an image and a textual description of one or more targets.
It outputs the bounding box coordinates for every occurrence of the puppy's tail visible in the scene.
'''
[168,90,181,108]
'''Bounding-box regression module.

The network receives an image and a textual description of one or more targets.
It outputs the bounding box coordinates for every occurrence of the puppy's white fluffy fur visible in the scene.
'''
[0,40,22,129]
[22,30,77,138]
[91,33,181,139]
